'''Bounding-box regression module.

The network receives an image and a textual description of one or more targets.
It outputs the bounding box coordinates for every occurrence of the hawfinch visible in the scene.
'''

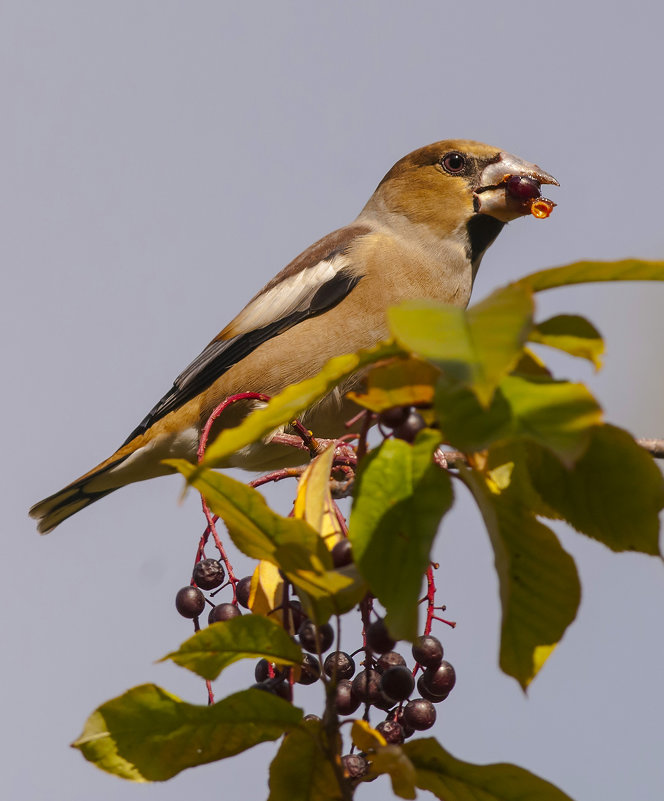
[30,139,557,533]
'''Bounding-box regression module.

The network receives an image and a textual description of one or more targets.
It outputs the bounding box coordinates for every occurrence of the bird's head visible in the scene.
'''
[363,139,558,269]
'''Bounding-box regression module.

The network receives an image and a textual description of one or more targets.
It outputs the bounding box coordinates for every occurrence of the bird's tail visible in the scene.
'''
[29,455,128,534]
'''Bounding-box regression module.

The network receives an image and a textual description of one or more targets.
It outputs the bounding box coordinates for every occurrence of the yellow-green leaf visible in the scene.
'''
[520,258,664,292]
[388,282,534,406]
[294,445,343,548]
[435,374,603,466]
[527,425,664,555]
[403,738,575,800]
[529,314,604,368]
[160,615,302,680]
[351,719,387,752]
[461,468,581,689]
[195,341,402,473]
[348,357,439,412]
[72,686,302,782]
[369,745,417,800]
[349,430,453,640]
[268,719,344,801]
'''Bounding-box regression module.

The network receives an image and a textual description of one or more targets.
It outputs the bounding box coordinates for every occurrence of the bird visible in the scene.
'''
[30,139,557,533]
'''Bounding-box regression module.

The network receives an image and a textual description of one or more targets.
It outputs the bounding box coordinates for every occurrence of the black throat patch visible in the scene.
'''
[465,214,505,274]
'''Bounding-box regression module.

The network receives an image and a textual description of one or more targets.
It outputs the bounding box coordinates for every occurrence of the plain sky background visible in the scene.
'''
[3,2,664,799]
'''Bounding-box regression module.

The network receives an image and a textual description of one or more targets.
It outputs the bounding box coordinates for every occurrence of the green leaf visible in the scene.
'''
[435,374,603,466]
[461,468,581,689]
[72,685,302,782]
[528,424,664,555]
[369,745,417,799]
[520,258,664,292]
[194,341,402,473]
[347,356,440,412]
[349,430,453,640]
[529,314,604,368]
[160,615,303,680]
[285,562,369,624]
[167,461,331,568]
[388,282,534,406]
[403,738,575,801]
[268,719,343,801]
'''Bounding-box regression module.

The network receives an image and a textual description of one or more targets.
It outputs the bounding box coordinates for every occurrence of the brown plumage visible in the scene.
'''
[29,139,557,533]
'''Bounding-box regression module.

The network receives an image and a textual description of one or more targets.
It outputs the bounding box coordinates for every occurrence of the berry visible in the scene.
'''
[389,707,415,739]
[376,651,407,674]
[393,411,426,442]
[366,618,396,654]
[208,602,241,624]
[380,665,415,702]
[335,679,361,715]
[331,539,353,568]
[352,669,383,706]
[507,174,541,201]
[175,586,206,618]
[422,660,456,696]
[412,635,443,668]
[235,576,253,609]
[298,620,334,653]
[379,406,411,430]
[303,714,321,722]
[417,674,448,703]
[297,653,321,685]
[323,651,355,680]
[192,558,225,590]
[342,754,369,779]
[255,659,283,683]
[251,680,290,700]
[403,698,437,730]
[376,719,405,745]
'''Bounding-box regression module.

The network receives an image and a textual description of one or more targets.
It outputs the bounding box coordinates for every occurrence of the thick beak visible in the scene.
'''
[474,151,559,222]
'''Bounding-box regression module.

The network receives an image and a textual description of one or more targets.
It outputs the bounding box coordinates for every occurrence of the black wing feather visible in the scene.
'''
[121,269,361,444]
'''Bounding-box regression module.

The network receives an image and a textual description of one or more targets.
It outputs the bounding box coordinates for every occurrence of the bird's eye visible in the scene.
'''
[440,152,467,174]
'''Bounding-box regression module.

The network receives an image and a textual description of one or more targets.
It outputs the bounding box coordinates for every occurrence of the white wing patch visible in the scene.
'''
[225,253,351,337]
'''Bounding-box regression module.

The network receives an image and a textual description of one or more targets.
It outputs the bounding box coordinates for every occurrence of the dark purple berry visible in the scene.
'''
[251,680,290,700]
[331,539,353,568]
[352,669,383,706]
[417,674,449,703]
[335,679,361,715]
[297,653,321,685]
[303,714,321,722]
[255,659,284,683]
[366,618,397,654]
[208,602,241,624]
[422,660,456,696]
[192,558,225,590]
[380,665,415,702]
[235,576,253,609]
[507,174,541,201]
[389,707,415,739]
[342,754,369,779]
[393,411,426,443]
[175,586,206,618]
[379,406,411,430]
[323,651,355,680]
[412,635,443,668]
[376,719,405,745]
[403,698,437,730]
[376,651,407,674]
[298,620,334,653]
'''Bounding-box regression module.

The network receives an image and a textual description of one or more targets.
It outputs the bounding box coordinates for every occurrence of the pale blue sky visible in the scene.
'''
[3,2,664,799]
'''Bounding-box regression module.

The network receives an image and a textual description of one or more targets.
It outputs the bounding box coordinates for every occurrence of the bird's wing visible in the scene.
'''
[122,224,371,443]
